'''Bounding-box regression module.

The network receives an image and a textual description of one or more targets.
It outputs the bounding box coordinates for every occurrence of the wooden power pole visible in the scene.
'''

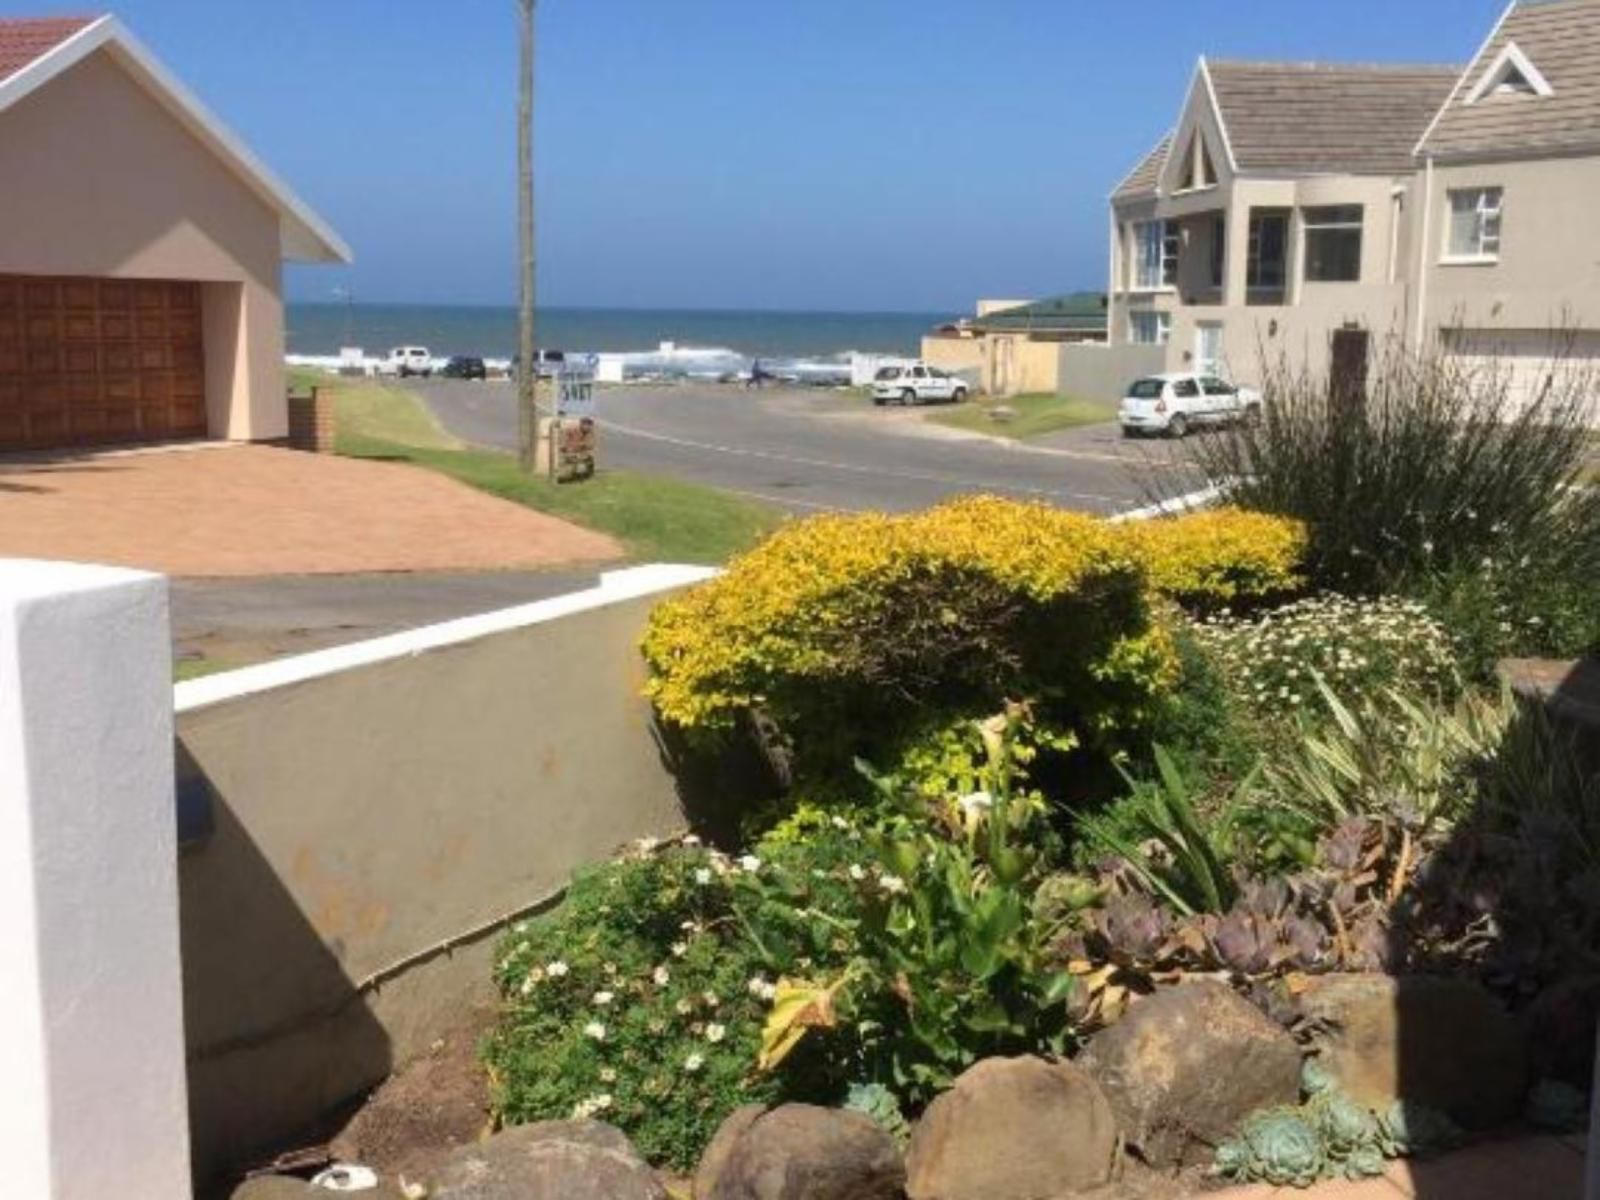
[517,0,538,471]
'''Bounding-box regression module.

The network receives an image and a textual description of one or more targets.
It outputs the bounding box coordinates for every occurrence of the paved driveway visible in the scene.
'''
[412,380,1198,515]
[0,443,620,575]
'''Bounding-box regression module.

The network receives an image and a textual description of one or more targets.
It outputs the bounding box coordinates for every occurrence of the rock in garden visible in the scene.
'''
[704,1104,904,1200]
[693,1104,767,1199]
[1523,974,1600,1090]
[230,1179,313,1200]
[1295,973,1526,1130]
[905,1056,1118,1200]
[1077,979,1300,1167]
[230,1179,409,1199]
[430,1119,666,1200]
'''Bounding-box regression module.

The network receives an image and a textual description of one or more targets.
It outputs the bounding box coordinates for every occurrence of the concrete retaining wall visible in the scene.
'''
[1057,343,1167,404]
[173,565,715,1179]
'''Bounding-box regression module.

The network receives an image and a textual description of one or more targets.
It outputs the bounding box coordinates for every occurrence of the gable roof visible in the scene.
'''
[1206,60,1460,175]
[0,14,91,78]
[1419,0,1600,161]
[0,14,350,263]
[964,293,1108,334]
[1112,133,1173,200]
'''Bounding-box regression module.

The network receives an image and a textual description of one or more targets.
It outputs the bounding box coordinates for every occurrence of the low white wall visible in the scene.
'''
[0,561,192,1199]
[174,565,718,1180]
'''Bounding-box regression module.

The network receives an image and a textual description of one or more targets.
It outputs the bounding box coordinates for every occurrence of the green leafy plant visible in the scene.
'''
[485,843,794,1171]
[751,708,1078,1104]
[1078,745,1254,916]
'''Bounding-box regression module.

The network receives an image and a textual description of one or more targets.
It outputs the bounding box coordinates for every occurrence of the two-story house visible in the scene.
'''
[1108,0,1600,409]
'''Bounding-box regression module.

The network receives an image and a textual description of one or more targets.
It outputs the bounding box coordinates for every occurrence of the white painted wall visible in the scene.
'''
[0,560,191,1200]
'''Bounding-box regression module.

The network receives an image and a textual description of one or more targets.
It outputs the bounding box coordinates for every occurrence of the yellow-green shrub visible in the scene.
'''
[1126,507,1306,607]
[642,498,1304,782]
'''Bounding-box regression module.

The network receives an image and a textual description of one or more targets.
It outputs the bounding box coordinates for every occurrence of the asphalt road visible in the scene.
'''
[171,568,601,670]
[407,380,1194,515]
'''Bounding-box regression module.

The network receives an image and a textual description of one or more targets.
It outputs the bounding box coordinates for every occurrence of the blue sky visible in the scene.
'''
[15,0,1506,311]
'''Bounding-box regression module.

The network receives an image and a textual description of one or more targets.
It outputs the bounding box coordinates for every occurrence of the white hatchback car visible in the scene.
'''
[1119,372,1262,438]
[871,363,968,406]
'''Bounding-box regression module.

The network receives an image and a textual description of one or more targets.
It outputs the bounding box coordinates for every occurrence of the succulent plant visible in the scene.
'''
[843,1081,911,1146]
[1212,1108,1327,1188]
[1378,1099,1464,1157]
[1309,1089,1388,1175]
[1526,1079,1589,1135]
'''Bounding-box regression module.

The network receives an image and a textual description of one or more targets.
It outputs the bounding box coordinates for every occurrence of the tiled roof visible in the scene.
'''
[1420,0,1600,159]
[966,293,1108,334]
[1112,133,1172,200]
[1208,60,1460,175]
[0,16,95,82]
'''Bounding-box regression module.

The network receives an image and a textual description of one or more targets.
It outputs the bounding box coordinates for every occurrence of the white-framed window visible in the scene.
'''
[1132,220,1178,290]
[1445,187,1503,261]
[1130,311,1171,345]
[1302,205,1364,283]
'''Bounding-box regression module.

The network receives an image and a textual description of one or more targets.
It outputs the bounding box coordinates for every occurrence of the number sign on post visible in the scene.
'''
[551,362,597,482]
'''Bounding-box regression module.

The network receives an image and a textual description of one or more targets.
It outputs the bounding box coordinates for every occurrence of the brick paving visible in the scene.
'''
[0,443,621,576]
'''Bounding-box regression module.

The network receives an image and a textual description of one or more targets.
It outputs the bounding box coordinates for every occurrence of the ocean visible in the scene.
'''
[286,303,955,362]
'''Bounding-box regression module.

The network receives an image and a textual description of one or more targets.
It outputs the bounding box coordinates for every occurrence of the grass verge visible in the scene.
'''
[926,392,1117,440]
[330,378,784,564]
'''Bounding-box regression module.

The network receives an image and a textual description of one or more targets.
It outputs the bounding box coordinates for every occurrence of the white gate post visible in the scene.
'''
[0,561,191,1199]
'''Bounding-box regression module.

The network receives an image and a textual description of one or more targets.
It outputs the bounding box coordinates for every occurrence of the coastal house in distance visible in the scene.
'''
[0,14,348,452]
[1109,0,1600,410]
[923,293,1108,396]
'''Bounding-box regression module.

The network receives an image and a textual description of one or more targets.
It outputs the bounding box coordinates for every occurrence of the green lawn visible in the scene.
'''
[328,377,784,564]
[926,393,1117,441]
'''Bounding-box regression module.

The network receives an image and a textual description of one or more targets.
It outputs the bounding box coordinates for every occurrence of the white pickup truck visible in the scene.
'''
[871,362,969,406]
[381,347,434,379]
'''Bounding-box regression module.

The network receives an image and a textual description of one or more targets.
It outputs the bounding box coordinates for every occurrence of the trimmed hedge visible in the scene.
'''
[642,497,1305,778]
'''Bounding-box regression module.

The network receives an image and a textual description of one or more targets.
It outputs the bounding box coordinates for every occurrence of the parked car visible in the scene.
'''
[509,349,567,379]
[383,347,434,378]
[1119,372,1261,438]
[441,355,488,381]
[871,362,969,406]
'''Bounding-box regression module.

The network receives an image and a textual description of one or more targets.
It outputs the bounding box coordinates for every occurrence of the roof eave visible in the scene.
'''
[0,15,351,265]
[1414,0,1520,158]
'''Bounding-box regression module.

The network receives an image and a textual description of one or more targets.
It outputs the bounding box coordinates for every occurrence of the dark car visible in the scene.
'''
[441,356,488,381]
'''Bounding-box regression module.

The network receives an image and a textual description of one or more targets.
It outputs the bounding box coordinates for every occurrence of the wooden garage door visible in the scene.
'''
[0,274,206,451]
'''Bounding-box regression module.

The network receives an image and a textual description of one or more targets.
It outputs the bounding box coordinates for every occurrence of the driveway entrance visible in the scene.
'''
[0,443,621,575]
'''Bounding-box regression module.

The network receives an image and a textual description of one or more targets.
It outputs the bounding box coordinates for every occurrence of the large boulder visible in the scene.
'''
[1077,980,1300,1167]
[693,1105,767,1199]
[1295,973,1526,1129]
[703,1104,904,1200]
[905,1056,1119,1200]
[430,1120,666,1200]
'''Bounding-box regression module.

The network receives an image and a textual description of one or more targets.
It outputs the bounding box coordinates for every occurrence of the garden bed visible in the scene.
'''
[250,346,1600,1198]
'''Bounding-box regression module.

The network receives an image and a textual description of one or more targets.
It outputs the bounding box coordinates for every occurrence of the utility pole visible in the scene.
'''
[517,0,538,471]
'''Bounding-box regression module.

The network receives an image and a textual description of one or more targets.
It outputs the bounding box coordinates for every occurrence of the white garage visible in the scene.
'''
[1441,329,1600,423]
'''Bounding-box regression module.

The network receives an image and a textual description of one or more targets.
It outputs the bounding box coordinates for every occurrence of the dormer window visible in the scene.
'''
[1465,42,1554,104]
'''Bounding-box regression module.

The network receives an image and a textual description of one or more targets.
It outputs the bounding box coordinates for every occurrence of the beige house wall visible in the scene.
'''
[1115,174,1415,385]
[1423,154,1600,335]
[174,571,711,1179]
[922,335,985,383]
[921,334,1068,396]
[0,49,286,439]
